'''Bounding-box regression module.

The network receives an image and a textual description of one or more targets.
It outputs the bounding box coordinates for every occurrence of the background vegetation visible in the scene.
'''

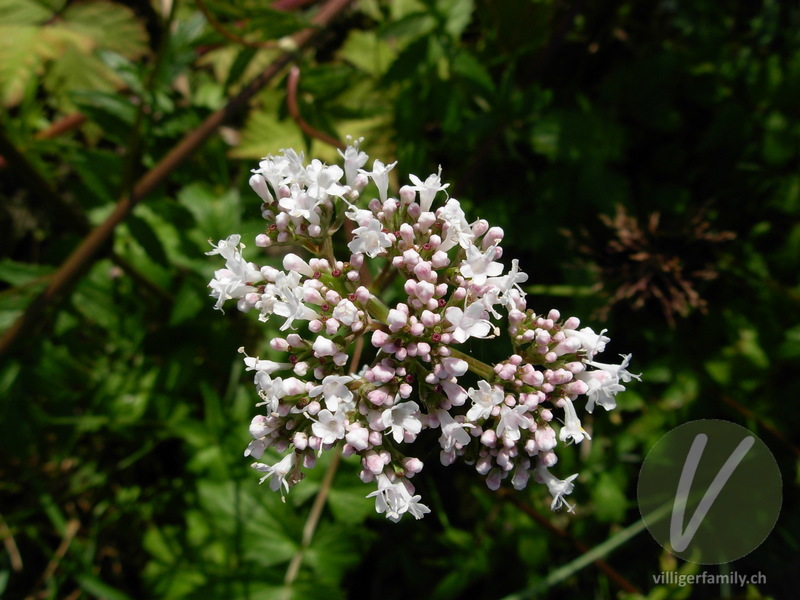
[1,0,798,598]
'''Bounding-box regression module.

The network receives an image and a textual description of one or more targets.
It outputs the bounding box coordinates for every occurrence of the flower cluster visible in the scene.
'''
[207,139,640,521]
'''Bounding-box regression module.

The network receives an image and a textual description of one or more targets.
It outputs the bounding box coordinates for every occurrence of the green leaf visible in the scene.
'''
[143,526,178,563]
[229,95,307,160]
[437,0,475,38]
[169,282,205,326]
[75,573,133,600]
[0,26,47,107]
[339,30,395,77]
[127,213,170,267]
[590,471,628,523]
[177,182,242,247]
[61,0,148,59]
[452,50,495,92]
[42,42,121,110]
[0,0,62,25]
[0,259,53,286]
[71,89,138,146]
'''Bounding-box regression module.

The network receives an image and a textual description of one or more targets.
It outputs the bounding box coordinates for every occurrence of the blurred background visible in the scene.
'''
[1,0,798,598]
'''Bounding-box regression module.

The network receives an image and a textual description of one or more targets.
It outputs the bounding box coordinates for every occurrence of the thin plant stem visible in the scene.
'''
[281,448,342,597]
[286,66,345,150]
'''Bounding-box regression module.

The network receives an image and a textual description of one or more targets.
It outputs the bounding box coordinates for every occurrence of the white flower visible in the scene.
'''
[485,258,529,312]
[309,375,355,412]
[437,410,472,452]
[558,398,590,444]
[252,453,297,496]
[360,159,397,202]
[535,465,578,512]
[347,218,393,258]
[437,199,474,252]
[460,243,504,286]
[206,237,262,311]
[466,380,504,421]
[256,154,291,193]
[367,474,430,522]
[254,373,284,412]
[577,354,640,413]
[409,166,449,212]
[497,405,532,442]
[338,140,369,188]
[586,354,641,383]
[444,303,494,344]
[278,186,321,225]
[242,352,291,375]
[381,401,422,443]
[273,272,319,330]
[577,369,625,413]
[205,234,242,260]
[310,409,346,445]
[564,327,610,360]
[304,159,346,200]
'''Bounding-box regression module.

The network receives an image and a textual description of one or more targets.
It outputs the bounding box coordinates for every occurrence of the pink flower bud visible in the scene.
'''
[249,174,273,202]
[431,251,449,269]
[399,185,416,204]
[346,427,370,451]
[364,452,384,474]
[371,330,389,347]
[482,227,504,249]
[486,469,502,490]
[417,211,436,231]
[472,219,489,237]
[293,432,308,450]
[414,261,434,282]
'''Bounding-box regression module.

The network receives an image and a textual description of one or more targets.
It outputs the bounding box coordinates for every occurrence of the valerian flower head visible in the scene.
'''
[207,141,641,521]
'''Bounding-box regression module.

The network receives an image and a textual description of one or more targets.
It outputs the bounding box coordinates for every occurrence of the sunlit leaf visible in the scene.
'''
[61,0,148,59]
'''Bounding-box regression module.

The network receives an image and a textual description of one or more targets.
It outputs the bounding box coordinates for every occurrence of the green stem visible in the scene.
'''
[448,348,495,380]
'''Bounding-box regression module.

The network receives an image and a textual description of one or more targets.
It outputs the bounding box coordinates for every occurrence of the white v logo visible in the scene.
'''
[670,433,755,552]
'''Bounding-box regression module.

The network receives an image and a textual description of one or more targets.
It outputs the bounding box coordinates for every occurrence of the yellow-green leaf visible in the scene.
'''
[61,0,148,59]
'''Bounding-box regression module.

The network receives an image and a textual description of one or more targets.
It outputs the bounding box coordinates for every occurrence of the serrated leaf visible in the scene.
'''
[61,0,148,58]
[0,26,46,107]
[229,101,306,160]
[339,30,394,77]
[0,0,62,25]
[42,44,121,110]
